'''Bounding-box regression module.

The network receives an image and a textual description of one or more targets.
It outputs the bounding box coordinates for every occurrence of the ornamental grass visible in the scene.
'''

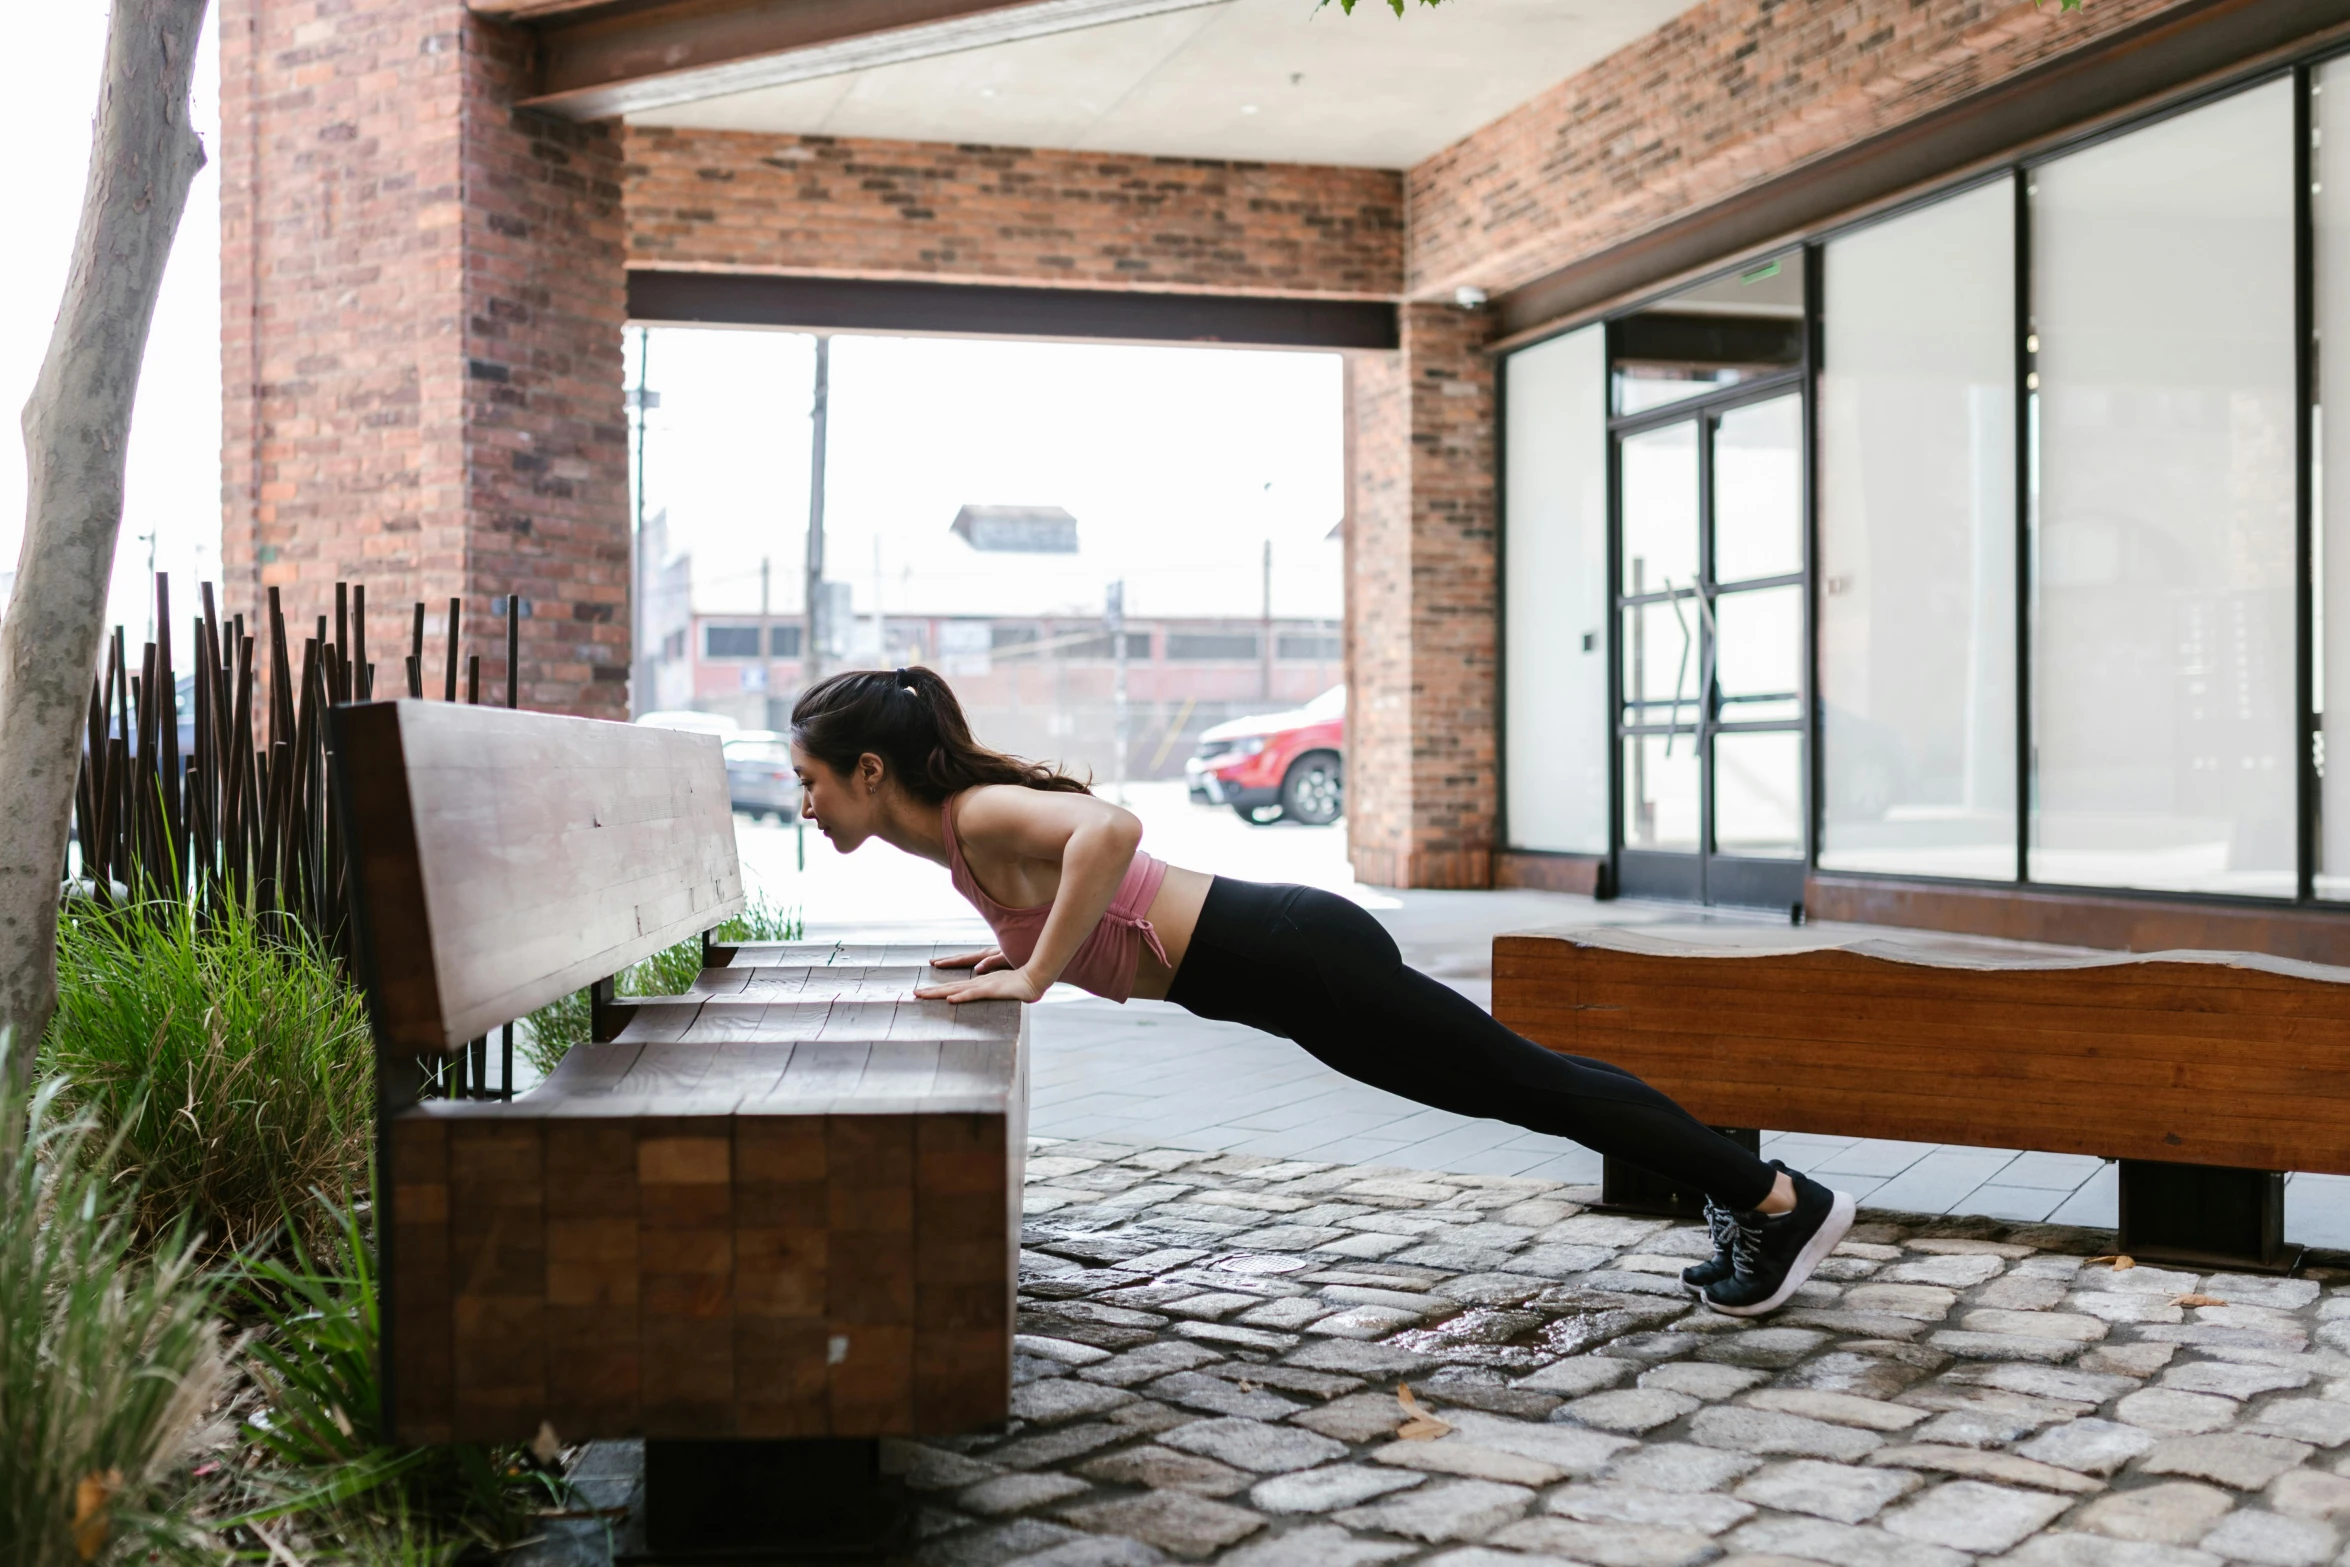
[42,895,372,1257]
[0,1034,226,1567]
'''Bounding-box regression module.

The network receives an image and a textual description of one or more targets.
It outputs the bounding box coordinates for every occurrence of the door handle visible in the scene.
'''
[1695,587,1720,728]
[1662,579,1695,753]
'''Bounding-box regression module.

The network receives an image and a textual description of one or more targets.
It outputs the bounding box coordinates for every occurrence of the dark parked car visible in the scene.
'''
[1185,685,1345,826]
[723,730,800,821]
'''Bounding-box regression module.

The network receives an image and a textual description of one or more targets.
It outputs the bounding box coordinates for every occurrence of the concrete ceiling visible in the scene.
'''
[627,0,1696,170]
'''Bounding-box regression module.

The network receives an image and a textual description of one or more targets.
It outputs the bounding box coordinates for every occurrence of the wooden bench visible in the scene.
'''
[330,699,1026,1551]
[1493,919,2350,1270]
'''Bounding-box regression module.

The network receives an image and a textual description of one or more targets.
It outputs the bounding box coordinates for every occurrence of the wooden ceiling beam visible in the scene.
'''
[484,0,1227,121]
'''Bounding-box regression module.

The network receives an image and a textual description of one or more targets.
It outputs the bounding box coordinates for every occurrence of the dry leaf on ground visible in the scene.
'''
[1396,1382,1453,1441]
[2174,1293,2227,1307]
[2085,1255,2136,1270]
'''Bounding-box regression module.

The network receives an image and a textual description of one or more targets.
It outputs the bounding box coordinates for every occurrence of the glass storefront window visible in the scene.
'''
[1624,734,1701,851]
[1621,598,1698,724]
[1714,584,1803,724]
[1714,396,1804,583]
[1503,325,1611,853]
[1817,179,2017,880]
[1619,421,1699,594]
[2317,63,2350,898]
[1499,67,2331,912]
[2030,78,2297,897]
[1714,732,1805,858]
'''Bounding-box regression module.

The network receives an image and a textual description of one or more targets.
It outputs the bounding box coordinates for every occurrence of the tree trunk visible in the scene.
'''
[0,0,209,1093]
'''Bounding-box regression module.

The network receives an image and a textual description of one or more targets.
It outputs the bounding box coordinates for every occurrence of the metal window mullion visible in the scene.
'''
[2299,62,2319,903]
[1698,408,1717,893]
[2015,167,2035,888]
[1802,241,1824,877]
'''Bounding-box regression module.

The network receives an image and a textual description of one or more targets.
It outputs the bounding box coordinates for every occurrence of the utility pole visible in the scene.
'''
[1107,580,1129,805]
[803,334,831,686]
[1260,537,1274,702]
[627,328,655,717]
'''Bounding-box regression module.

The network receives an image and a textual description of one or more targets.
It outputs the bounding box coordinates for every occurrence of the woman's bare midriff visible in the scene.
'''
[1128,863,1213,1001]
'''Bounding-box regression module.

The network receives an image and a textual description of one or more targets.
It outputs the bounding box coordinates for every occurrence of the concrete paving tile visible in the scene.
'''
[1962,1187,2069,1225]
[1815,1143,1938,1179]
[1996,1152,2108,1192]
[1866,1155,2030,1216]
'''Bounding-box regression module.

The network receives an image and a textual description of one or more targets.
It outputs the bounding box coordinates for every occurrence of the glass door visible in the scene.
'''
[1616,388,1809,907]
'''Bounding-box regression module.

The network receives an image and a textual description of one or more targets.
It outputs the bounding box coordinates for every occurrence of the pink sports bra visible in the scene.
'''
[941,793,1170,1003]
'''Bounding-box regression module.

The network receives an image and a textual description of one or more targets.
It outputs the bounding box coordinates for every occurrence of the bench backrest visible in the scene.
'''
[331,701,744,1058]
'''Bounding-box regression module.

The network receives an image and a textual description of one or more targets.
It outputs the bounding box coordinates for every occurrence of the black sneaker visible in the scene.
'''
[1681,1197,1740,1296]
[1700,1168,1856,1318]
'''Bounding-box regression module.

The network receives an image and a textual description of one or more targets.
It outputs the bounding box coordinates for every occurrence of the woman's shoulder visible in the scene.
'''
[953,781,1110,838]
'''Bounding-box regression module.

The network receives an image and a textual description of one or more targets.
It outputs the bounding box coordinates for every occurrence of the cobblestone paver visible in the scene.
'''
[893,1139,2350,1567]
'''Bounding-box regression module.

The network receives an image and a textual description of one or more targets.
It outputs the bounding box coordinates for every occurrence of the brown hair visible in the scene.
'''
[789,666,1091,805]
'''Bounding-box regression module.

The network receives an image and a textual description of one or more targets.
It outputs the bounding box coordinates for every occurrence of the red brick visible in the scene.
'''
[624,128,1402,299]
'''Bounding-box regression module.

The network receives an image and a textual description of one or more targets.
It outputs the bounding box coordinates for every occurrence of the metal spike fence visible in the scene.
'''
[72,574,526,1099]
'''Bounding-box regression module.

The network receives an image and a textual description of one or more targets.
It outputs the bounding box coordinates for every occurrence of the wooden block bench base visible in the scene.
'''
[385,946,1027,1446]
[2117,1160,2290,1271]
[635,1438,911,1560]
[1494,920,2350,1271]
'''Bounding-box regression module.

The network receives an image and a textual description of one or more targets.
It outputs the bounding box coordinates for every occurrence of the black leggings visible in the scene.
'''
[1165,877,1778,1210]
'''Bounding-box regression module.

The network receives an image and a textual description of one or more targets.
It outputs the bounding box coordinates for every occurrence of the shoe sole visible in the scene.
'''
[1705,1190,1857,1318]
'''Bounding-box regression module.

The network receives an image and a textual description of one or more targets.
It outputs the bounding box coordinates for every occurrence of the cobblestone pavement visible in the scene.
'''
[896,1138,2350,1567]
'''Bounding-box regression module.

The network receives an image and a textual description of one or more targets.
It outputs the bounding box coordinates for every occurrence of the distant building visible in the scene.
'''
[637,503,1342,774]
[951,505,1078,554]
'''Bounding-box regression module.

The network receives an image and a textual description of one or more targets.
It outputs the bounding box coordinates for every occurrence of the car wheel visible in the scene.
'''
[1281,752,1344,827]
[1232,802,1284,825]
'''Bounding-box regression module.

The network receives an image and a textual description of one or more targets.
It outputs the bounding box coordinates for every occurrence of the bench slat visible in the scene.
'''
[334,701,745,1052]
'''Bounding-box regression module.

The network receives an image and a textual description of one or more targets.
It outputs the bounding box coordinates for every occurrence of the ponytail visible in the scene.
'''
[789,666,1092,804]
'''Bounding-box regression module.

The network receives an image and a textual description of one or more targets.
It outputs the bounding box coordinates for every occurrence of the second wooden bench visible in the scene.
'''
[1494,919,2350,1271]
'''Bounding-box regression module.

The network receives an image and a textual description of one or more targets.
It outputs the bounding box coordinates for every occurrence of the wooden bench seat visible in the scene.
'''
[332,702,1027,1461]
[1493,919,2350,1266]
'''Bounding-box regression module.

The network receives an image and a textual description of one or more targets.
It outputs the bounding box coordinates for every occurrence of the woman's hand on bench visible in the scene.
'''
[931,948,1010,973]
[916,959,1046,1005]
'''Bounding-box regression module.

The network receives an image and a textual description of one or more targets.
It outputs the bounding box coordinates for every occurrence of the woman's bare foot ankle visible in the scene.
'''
[1756,1171,1797,1215]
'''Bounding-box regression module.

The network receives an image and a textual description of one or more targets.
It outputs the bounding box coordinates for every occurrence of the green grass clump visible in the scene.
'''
[0,1034,227,1567]
[522,895,803,1076]
[217,1192,546,1555]
[41,898,372,1256]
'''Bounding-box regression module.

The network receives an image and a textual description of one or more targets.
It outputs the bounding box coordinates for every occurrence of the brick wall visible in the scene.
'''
[1346,303,1496,890]
[1407,0,2185,299]
[625,127,1403,298]
[221,0,629,717]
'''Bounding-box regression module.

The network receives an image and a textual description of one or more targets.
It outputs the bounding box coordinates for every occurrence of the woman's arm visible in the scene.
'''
[914,787,1142,1003]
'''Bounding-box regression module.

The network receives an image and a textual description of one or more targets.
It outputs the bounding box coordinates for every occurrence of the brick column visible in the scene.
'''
[221,0,628,716]
[1345,302,1498,889]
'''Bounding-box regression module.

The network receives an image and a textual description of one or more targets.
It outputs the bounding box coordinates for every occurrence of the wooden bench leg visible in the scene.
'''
[1600,1129,1762,1220]
[2117,1160,2292,1273]
[637,1438,912,1559]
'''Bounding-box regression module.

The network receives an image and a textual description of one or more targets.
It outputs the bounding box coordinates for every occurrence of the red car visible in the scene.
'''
[1184,685,1346,826]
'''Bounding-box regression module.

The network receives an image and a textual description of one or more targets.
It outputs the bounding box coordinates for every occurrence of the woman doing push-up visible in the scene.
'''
[788,667,1855,1317]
